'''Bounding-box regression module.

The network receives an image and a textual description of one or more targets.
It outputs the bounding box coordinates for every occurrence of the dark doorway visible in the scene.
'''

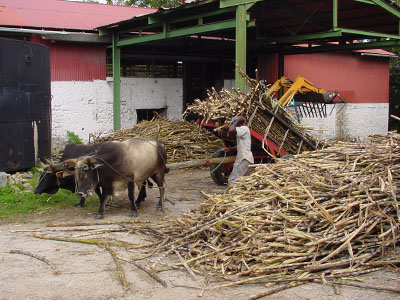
[137,108,167,122]
[0,38,51,172]
[183,61,234,120]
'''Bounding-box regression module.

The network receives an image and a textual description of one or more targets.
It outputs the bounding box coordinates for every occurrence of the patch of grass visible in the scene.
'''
[66,131,83,144]
[0,171,98,220]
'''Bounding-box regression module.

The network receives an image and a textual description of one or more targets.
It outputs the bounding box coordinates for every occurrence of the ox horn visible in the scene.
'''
[45,159,64,172]
[45,159,56,168]
[37,159,47,168]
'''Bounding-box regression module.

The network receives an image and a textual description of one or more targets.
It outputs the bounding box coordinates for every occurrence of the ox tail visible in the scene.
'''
[165,167,170,174]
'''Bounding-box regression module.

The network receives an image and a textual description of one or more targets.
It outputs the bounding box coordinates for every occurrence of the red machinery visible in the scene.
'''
[198,119,289,185]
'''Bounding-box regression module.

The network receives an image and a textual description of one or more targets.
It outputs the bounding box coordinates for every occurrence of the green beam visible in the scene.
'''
[278,53,284,98]
[98,29,108,37]
[353,0,375,4]
[116,7,236,36]
[259,30,343,43]
[333,0,338,29]
[148,6,235,25]
[235,4,247,92]
[112,33,121,131]
[220,0,262,8]
[369,0,400,18]
[338,27,400,39]
[117,19,239,46]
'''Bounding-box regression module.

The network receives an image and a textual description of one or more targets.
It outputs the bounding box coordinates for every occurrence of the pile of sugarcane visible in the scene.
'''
[146,132,400,285]
[184,70,320,154]
[91,116,223,163]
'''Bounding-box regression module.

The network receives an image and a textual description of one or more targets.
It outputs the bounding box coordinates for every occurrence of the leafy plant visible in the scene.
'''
[66,131,83,144]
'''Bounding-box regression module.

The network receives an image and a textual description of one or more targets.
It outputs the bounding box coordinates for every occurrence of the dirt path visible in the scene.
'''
[0,169,399,300]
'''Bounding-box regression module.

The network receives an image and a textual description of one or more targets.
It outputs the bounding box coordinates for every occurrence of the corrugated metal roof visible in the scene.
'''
[0,0,156,31]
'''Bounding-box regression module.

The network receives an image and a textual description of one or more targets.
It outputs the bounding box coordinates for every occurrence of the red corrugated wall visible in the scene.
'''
[258,53,389,104]
[32,34,106,81]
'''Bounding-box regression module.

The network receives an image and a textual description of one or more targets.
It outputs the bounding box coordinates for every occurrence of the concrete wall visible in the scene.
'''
[297,103,389,142]
[51,78,183,149]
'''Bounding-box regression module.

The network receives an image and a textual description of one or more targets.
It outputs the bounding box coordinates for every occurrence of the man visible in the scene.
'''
[223,116,254,185]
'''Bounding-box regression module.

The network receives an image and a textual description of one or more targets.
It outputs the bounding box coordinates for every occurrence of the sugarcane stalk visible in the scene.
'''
[9,249,59,275]
[104,245,129,291]
[133,262,168,287]
[248,282,305,300]
[32,233,151,249]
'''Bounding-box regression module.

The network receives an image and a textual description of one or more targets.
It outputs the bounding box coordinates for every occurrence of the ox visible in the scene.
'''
[35,143,152,207]
[66,138,168,218]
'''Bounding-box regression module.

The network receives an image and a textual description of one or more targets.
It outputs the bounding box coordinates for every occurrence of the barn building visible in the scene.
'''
[0,0,161,148]
[0,0,399,151]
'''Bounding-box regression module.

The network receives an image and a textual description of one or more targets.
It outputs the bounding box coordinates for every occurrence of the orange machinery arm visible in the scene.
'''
[266,75,328,106]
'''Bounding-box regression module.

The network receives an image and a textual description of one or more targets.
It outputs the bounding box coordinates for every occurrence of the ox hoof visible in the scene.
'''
[95,214,104,219]
[156,206,163,212]
[131,211,138,218]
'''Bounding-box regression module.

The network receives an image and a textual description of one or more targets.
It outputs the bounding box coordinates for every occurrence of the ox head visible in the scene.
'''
[35,159,75,195]
[72,156,103,198]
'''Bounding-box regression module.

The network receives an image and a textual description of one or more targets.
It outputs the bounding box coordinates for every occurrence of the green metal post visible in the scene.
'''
[235,4,247,92]
[333,0,338,29]
[112,33,121,131]
[278,53,284,98]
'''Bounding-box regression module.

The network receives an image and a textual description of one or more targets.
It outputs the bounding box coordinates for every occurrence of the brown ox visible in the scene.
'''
[65,138,168,218]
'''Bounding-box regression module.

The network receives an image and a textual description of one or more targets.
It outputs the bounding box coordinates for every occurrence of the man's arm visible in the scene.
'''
[228,116,245,136]
[223,145,237,153]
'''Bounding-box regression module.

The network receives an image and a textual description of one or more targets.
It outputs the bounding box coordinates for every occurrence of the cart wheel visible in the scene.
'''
[210,149,233,186]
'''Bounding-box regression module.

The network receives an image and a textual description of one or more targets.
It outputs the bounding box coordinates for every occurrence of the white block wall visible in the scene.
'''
[298,103,389,142]
[51,78,183,149]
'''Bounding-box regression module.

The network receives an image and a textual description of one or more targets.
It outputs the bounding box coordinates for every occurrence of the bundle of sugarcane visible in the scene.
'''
[146,132,400,285]
[91,116,223,163]
[184,69,319,154]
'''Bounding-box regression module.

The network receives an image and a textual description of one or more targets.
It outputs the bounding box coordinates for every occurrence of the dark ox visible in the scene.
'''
[67,138,168,218]
[35,143,152,207]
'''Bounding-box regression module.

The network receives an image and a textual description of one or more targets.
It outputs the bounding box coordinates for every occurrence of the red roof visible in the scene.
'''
[0,0,156,31]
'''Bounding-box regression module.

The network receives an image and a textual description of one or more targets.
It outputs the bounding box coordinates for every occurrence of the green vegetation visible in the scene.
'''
[0,169,97,220]
[104,0,180,8]
[66,131,83,144]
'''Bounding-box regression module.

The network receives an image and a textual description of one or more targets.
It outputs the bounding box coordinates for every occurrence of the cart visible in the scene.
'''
[197,118,289,185]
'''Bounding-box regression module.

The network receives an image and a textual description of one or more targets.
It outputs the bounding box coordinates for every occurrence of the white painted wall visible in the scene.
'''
[50,77,388,150]
[51,78,183,149]
[298,103,389,142]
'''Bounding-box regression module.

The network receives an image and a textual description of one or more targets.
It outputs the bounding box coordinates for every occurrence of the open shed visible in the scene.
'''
[98,0,400,140]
